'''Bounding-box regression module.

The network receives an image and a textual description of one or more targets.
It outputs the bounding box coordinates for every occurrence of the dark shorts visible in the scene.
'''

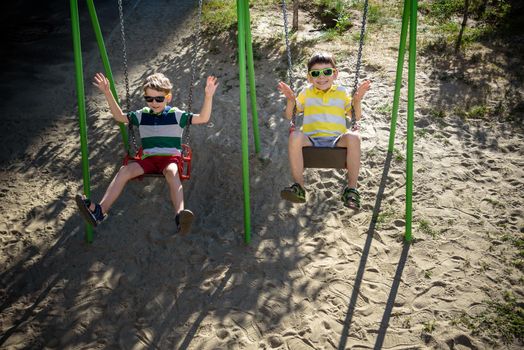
[135,155,182,175]
[308,135,342,148]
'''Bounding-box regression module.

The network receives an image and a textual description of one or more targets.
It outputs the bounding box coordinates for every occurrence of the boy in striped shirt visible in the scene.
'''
[277,52,370,209]
[76,72,218,234]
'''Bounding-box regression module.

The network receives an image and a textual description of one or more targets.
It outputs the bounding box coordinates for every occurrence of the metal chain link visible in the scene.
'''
[117,0,130,110]
[281,0,294,91]
[352,0,369,95]
[281,0,298,128]
[117,0,139,154]
[183,0,203,154]
[351,0,369,129]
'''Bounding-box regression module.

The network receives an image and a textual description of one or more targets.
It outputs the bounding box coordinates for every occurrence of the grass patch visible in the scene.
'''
[376,206,395,229]
[415,128,429,138]
[418,219,438,238]
[377,103,392,115]
[501,233,524,271]
[458,291,524,345]
[393,147,404,162]
[422,319,436,333]
[202,0,237,35]
[455,104,490,120]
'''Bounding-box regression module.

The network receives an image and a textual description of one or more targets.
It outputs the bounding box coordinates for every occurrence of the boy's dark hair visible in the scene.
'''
[307,52,337,71]
[143,73,173,94]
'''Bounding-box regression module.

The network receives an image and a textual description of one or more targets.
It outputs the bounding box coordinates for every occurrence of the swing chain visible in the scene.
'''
[351,0,369,128]
[183,0,204,155]
[117,0,131,111]
[281,0,298,129]
[117,0,139,155]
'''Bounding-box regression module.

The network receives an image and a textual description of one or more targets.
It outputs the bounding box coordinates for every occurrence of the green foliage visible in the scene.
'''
[202,0,237,35]
[377,103,391,115]
[424,0,512,49]
[430,109,446,119]
[376,206,395,229]
[428,0,464,20]
[428,0,510,22]
[418,219,438,238]
[423,319,437,333]
[459,291,524,344]
[467,104,489,119]
[393,147,404,162]
[365,3,382,24]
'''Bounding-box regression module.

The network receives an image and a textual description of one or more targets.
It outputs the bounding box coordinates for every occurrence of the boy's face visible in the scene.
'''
[307,63,338,91]
[144,87,171,113]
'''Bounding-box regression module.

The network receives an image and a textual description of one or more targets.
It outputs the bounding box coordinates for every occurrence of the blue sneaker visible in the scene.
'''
[75,194,106,227]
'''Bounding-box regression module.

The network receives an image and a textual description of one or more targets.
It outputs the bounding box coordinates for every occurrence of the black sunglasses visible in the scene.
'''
[144,95,167,103]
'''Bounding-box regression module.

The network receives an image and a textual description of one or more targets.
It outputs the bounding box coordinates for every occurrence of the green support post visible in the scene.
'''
[71,0,94,243]
[388,0,417,242]
[405,0,418,242]
[243,0,261,154]
[237,0,252,243]
[387,0,410,153]
[86,0,129,152]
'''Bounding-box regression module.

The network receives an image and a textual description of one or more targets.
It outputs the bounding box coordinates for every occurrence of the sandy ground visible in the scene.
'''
[0,1,523,349]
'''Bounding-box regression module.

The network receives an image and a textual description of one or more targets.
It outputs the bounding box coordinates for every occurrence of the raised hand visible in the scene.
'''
[92,72,111,94]
[354,79,371,101]
[277,82,295,101]
[205,76,219,97]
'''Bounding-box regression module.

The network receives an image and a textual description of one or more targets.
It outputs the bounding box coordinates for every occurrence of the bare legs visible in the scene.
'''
[288,131,313,187]
[163,163,184,214]
[336,131,361,188]
[91,162,144,213]
[288,130,360,189]
[90,161,185,215]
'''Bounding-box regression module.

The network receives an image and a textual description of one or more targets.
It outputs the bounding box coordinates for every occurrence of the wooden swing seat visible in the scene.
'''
[303,146,347,169]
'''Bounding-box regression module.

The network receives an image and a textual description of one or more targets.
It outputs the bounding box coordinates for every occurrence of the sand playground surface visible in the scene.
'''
[0,1,523,349]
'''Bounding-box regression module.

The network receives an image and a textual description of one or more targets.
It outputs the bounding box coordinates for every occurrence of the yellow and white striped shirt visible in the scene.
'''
[296,84,352,138]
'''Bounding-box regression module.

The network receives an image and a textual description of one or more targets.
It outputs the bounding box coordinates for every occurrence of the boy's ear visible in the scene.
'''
[166,93,173,103]
[333,68,339,79]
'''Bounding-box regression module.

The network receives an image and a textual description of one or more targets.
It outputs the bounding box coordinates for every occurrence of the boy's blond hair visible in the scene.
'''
[307,52,337,72]
[143,73,173,94]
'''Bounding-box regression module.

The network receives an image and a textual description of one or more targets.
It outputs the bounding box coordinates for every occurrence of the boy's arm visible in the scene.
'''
[350,80,371,121]
[93,72,128,123]
[277,82,297,120]
[191,76,219,125]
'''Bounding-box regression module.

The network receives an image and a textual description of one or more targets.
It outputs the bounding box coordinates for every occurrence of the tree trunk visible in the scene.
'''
[292,0,299,32]
[455,0,470,54]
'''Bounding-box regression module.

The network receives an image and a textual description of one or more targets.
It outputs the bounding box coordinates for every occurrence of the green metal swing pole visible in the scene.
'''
[405,0,418,242]
[86,0,129,151]
[71,0,94,243]
[387,0,410,153]
[243,0,261,154]
[237,0,252,244]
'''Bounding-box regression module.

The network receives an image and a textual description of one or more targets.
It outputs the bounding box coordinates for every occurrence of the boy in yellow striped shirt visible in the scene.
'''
[277,52,370,209]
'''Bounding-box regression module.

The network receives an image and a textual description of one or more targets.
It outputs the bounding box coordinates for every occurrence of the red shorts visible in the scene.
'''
[135,155,182,177]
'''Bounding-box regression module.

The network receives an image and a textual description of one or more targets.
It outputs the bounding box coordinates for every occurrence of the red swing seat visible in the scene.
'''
[123,144,192,181]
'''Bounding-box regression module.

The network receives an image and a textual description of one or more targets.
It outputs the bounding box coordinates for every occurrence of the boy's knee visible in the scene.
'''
[346,132,361,144]
[119,163,143,179]
[163,164,180,179]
